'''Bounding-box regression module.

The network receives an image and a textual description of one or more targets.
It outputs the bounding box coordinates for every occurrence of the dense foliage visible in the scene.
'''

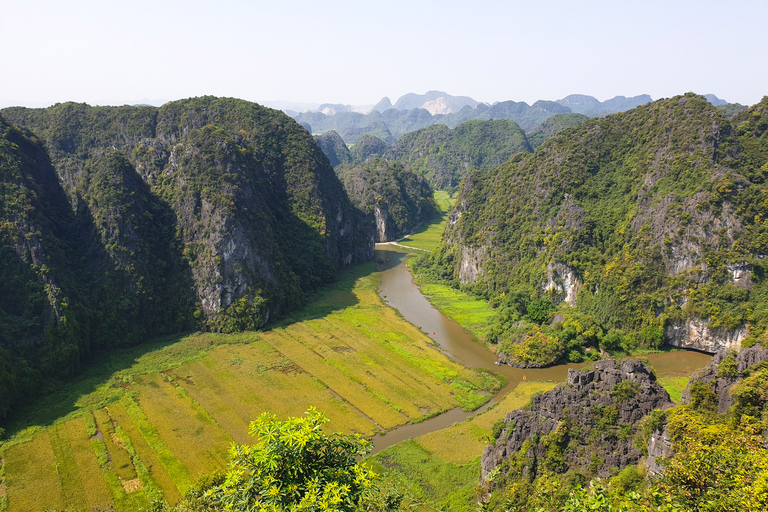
[199,408,385,512]
[418,94,768,366]
[338,159,436,242]
[527,113,589,150]
[0,97,372,421]
[314,130,351,167]
[387,120,531,189]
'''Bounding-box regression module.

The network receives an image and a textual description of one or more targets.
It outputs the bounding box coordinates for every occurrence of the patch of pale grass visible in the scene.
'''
[417,381,556,465]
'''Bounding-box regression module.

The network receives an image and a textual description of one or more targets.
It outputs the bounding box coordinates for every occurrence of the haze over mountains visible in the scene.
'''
[287,90,738,144]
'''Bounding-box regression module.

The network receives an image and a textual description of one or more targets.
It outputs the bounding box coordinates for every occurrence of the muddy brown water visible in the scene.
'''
[369,245,712,454]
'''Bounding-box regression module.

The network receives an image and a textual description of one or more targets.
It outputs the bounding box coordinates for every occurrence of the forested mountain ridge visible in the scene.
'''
[422,94,768,366]
[386,119,532,189]
[0,97,373,419]
[337,159,436,242]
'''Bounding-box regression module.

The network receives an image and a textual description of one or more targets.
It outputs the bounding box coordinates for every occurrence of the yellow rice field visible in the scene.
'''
[0,262,503,511]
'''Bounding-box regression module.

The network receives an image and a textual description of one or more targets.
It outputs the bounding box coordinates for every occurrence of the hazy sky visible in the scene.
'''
[2,0,766,109]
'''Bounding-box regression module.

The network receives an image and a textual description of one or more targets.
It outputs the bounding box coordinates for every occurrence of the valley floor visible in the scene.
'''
[0,262,500,512]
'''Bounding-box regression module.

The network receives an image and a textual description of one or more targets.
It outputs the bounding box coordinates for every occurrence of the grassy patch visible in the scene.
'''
[368,439,479,512]
[658,376,689,403]
[418,381,556,465]
[368,381,557,511]
[64,418,114,510]
[417,282,497,343]
[3,432,64,512]
[48,422,88,511]
[397,191,455,251]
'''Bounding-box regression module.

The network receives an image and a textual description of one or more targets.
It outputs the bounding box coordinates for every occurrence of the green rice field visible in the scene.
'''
[0,262,503,512]
[397,191,455,251]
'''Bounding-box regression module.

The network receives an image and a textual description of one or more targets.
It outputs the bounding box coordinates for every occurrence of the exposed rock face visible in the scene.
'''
[481,358,672,481]
[543,262,579,306]
[681,344,768,413]
[665,318,746,354]
[646,424,674,475]
[459,245,486,284]
[2,98,374,335]
[439,95,767,352]
[728,262,753,288]
[337,159,435,243]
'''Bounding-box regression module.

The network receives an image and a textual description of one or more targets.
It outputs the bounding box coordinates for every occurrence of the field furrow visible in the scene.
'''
[107,401,183,504]
[121,396,195,495]
[133,374,230,481]
[264,329,409,430]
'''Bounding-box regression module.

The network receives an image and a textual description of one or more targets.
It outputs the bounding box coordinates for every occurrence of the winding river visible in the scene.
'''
[369,245,712,454]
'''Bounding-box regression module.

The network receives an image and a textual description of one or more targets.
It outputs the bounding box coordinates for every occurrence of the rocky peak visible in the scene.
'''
[481,358,671,482]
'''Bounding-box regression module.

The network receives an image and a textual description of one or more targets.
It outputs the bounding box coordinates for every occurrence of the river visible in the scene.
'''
[369,245,712,454]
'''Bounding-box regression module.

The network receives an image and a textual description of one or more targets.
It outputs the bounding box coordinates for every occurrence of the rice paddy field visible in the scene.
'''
[397,191,455,251]
[0,262,504,512]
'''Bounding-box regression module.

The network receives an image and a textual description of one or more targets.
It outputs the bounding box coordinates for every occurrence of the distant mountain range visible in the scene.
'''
[289,91,737,144]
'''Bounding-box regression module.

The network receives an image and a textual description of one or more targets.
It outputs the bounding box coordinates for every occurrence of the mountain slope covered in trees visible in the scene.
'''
[338,159,436,242]
[419,94,768,366]
[387,120,532,189]
[0,97,373,418]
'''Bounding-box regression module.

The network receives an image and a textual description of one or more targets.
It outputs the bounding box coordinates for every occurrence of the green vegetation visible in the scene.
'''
[0,262,502,511]
[397,190,455,251]
[478,350,768,511]
[350,135,390,163]
[0,97,371,418]
[370,382,556,512]
[417,94,768,367]
[338,159,436,242]
[196,408,384,512]
[526,113,589,149]
[657,377,689,403]
[389,120,531,189]
[314,130,351,167]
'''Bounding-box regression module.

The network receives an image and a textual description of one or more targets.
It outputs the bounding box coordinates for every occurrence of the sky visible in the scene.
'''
[1,0,767,109]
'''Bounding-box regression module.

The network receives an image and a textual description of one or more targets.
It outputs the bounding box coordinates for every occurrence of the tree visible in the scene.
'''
[204,407,387,512]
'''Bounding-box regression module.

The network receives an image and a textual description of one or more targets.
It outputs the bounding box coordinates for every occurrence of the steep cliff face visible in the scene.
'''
[481,358,671,484]
[646,344,768,475]
[0,98,374,417]
[338,159,435,242]
[681,344,768,413]
[3,98,373,329]
[665,318,746,353]
[434,94,768,353]
[0,115,86,416]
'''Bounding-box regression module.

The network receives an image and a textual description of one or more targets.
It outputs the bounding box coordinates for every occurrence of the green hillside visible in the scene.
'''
[338,159,436,242]
[0,98,372,419]
[388,119,532,189]
[421,94,768,366]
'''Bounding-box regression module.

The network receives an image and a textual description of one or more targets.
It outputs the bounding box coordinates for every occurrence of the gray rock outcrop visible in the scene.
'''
[665,318,746,354]
[481,358,672,481]
[681,344,768,413]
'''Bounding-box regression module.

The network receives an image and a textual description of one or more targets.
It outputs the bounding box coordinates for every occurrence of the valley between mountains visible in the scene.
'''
[1,92,768,511]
